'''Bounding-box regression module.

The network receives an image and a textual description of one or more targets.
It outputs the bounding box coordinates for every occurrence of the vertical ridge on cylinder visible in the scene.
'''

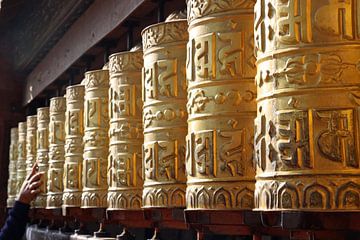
[16,122,27,197]
[34,107,50,208]
[186,0,257,210]
[141,15,188,208]
[47,97,66,208]
[254,0,360,211]
[63,85,85,208]
[82,70,109,208]
[107,48,144,210]
[7,128,18,208]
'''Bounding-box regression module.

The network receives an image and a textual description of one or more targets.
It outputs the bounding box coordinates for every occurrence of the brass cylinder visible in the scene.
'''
[16,122,27,196]
[7,127,18,207]
[46,97,66,208]
[82,70,109,208]
[186,1,257,210]
[34,107,50,208]
[141,16,188,208]
[107,49,143,210]
[254,0,360,211]
[26,115,37,176]
[63,85,85,208]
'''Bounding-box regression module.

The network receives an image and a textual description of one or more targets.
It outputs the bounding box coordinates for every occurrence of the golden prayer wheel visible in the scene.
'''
[82,69,109,208]
[185,1,257,210]
[26,115,37,176]
[141,14,188,208]
[63,84,85,208]
[7,127,18,207]
[34,107,50,208]
[254,0,360,211]
[16,122,27,196]
[46,97,66,208]
[107,48,143,210]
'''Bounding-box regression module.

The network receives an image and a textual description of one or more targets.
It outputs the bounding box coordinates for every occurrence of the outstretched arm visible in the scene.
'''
[0,163,43,240]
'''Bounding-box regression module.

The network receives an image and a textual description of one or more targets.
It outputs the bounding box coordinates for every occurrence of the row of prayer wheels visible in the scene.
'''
[7,0,360,212]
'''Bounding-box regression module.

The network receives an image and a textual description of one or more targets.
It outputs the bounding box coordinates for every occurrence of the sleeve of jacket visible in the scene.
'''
[0,201,30,240]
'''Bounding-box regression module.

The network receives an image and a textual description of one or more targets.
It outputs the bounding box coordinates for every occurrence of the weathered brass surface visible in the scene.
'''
[26,115,37,176]
[141,16,188,208]
[7,128,18,207]
[107,49,143,210]
[46,97,66,208]
[185,0,257,210]
[82,69,109,208]
[63,84,85,208]
[16,122,27,196]
[34,107,50,208]
[254,0,360,211]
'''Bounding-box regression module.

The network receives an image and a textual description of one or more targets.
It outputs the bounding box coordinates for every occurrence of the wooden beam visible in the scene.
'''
[23,0,146,105]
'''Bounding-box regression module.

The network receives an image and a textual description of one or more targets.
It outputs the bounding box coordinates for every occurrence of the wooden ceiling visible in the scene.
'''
[0,0,94,73]
[0,0,186,112]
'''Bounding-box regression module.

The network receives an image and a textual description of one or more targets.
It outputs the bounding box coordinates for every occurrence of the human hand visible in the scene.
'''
[17,163,43,205]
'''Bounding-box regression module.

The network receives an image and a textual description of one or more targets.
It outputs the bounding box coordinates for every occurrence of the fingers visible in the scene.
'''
[28,172,43,183]
[30,189,41,195]
[26,162,39,181]
[29,180,42,190]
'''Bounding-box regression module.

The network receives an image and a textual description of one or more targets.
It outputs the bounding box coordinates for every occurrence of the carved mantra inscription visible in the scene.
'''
[26,116,37,176]
[142,18,188,208]
[82,70,109,208]
[108,50,143,210]
[143,58,181,100]
[254,0,360,211]
[34,107,50,208]
[110,85,136,118]
[63,85,84,207]
[144,141,179,181]
[16,122,27,196]
[47,97,66,209]
[186,1,256,210]
[7,128,18,207]
[254,0,360,56]
[186,130,246,178]
[187,31,245,82]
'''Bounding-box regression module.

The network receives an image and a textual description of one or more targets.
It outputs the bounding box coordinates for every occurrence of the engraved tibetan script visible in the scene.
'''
[144,141,177,181]
[112,153,134,187]
[315,109,357,167]
[191,31,245,81]
[187,131,215,177]
[277,111,311,169]
[86,99,108,127]
[143,59,179,100]
[315,0,355,39]
[110,85,136,118]
[277,0,312,44]
[67,110,82,135]
[218,130,245,177]
[254,0,275,53]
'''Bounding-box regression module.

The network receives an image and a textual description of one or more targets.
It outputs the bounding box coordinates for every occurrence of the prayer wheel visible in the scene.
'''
[254,0,360,211]
[63,85,85,208]
[107,47,143,210]
[82,69,109,208]
[26,115,37,176]
[141,13,188,208]
[34,107,50,208]
[7,127,18,207]
[16,122,27,196]
[47,97,66,208]
[185,0,257,210]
